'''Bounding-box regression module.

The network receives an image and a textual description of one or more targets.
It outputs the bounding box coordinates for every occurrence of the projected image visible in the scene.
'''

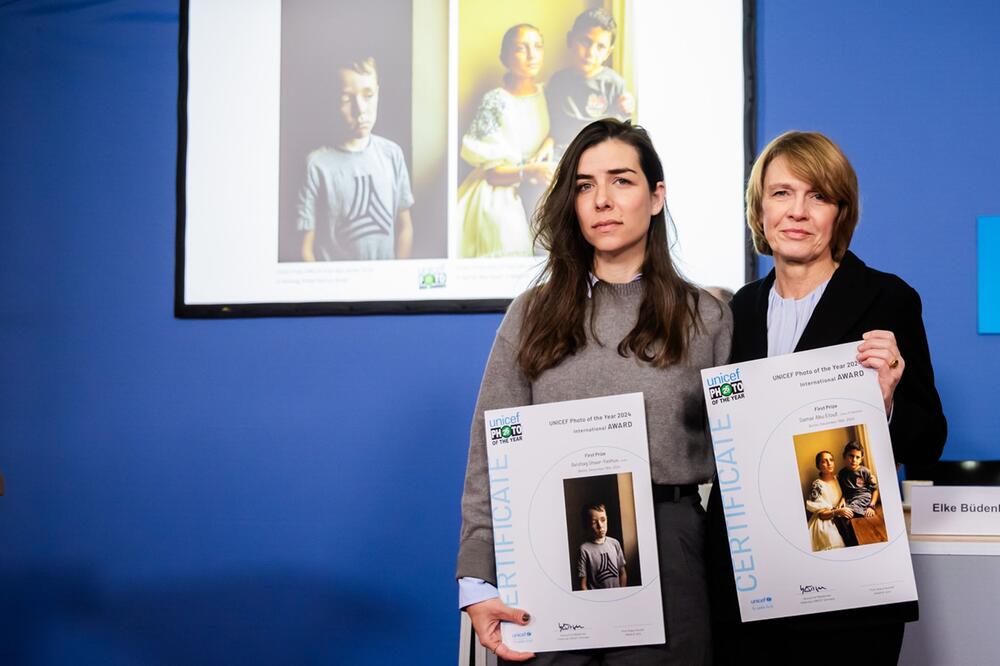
[179,0,749,315]
[277,0,447,263]
[454,3,635,258]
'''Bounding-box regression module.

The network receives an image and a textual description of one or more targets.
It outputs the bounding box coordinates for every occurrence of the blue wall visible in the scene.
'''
[0,1,997,664]
[754,0,1000,453]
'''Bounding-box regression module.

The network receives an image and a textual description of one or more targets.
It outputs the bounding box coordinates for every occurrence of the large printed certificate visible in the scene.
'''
[701,342,917,622]
[485,393,665,652]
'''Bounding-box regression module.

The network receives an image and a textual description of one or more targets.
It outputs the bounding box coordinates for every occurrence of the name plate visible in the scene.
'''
[910,486,1000,536]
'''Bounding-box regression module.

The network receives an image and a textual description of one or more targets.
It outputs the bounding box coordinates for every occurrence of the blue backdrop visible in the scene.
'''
[1,1,998,664]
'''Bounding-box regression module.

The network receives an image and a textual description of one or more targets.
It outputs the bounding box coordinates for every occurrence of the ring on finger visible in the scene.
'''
[889,358,900,369]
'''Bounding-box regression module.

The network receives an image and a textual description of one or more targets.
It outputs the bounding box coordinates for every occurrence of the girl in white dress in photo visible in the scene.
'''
[455,24,555,258]
[805,451,854,551]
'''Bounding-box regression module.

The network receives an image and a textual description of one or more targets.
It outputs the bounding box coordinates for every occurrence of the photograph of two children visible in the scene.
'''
[793,423,888,553]
[276,0,636,264]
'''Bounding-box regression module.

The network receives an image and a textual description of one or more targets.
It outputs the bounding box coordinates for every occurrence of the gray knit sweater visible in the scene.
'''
[456,280,733,583]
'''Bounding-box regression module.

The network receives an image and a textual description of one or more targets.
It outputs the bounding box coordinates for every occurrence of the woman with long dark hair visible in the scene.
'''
[457,118,731,664]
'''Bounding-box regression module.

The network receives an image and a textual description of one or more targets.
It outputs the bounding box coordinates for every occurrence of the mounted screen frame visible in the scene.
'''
[176,0,756,317]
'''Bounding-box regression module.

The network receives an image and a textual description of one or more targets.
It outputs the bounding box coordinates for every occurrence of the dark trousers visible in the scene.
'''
[711,620,905,665]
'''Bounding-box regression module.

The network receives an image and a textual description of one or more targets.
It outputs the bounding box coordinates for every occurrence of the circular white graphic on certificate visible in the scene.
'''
[757,397,906,561]
[528,446,659,602]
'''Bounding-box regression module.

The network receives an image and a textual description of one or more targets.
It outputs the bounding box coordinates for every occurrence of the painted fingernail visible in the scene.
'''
[522,613,531,622]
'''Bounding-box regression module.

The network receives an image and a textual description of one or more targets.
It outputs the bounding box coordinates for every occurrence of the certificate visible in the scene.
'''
[485,392,665,652]
[701,342,917,622]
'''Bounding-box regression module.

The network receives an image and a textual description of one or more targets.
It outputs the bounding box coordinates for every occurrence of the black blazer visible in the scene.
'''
[709,251,947,656]
[730,250,947,464]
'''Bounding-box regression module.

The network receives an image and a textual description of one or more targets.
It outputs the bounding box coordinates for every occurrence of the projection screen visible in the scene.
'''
[177,0,755,316]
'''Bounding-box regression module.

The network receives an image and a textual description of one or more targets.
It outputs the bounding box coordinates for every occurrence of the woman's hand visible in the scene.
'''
[465,598,535,662]
[857,330,904,415]
[834,507,854,519]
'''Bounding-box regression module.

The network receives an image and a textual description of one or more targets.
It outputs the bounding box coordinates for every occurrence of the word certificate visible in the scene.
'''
[702,342,917,621]
[485,392,665,652]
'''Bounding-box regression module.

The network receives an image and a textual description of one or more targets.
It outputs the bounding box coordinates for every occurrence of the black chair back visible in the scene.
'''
[906,460,1000,486]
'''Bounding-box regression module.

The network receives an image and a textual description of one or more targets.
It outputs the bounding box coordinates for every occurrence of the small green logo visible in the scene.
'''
[419,269,447,289]
[501,425,513,438]
[720,383,733,397]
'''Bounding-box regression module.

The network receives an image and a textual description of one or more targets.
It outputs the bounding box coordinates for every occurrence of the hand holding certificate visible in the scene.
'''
[701,342,917,622]
[465,599,535,662]
[483,393,664,653]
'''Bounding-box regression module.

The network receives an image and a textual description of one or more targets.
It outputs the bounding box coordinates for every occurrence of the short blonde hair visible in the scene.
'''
[746,131,859,262]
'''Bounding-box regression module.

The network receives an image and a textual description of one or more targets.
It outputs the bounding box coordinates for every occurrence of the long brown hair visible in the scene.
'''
[517,119,701,380]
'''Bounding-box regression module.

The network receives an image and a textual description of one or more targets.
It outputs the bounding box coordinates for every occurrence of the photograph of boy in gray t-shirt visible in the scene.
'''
[577,503,627,590]
[297,56,414,261]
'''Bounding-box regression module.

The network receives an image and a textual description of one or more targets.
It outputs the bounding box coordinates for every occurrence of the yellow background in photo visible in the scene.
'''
[793,424,875,500]
[458,0,634,138]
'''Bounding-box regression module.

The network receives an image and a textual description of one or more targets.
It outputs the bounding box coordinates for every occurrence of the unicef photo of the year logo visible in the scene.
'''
[488,412,522,445]
[793,424,888,553]
[706,368,745,405]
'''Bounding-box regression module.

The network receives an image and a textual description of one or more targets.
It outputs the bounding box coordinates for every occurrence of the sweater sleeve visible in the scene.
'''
[884,283,947,465]
[456,303,532,583]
